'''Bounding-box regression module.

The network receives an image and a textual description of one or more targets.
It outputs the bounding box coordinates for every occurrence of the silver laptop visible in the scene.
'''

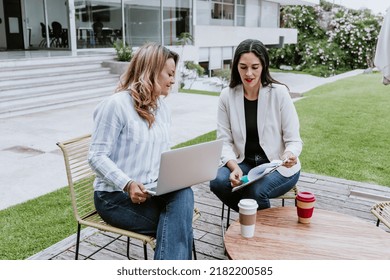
[144,139,223,196]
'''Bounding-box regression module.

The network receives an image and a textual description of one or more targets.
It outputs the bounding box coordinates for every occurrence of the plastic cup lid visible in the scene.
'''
[238,199,258,210]
[296,191,316,202]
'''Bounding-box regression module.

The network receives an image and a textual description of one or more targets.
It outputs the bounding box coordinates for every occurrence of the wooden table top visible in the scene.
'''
[224,206,390,260]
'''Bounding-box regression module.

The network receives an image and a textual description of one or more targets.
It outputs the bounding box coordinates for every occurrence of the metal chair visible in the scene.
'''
[370,201,390,230]
[51,21,63,48]
[92,21,104,46]
[57,134,200,260]
[39,22,53,47]
[221,185,299,231]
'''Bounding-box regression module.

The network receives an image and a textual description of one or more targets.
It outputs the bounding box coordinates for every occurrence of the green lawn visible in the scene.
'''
[179,88,220,96]
[0,187,74,259]
[295,72,390,186]
[1,72,389,259]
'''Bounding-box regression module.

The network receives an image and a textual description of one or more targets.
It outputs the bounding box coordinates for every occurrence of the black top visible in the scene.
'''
[244,97,268,166]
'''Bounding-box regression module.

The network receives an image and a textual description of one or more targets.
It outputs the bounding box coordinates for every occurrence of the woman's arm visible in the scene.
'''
[88,98,132,190]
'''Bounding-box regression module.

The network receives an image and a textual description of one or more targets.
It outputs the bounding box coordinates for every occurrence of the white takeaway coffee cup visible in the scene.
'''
[238,199,258,238]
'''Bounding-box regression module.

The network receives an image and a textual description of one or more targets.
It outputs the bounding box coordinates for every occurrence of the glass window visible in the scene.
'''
[123,0,191,47]
[201,0,244,26]
[196,0,210,25]
[211,0,233,20]
[24,0,69,49]
[236,0,245,26]
[126,4,161,46]
[260,1,278,28]
[75,1,121,49]
[163,0,191,45]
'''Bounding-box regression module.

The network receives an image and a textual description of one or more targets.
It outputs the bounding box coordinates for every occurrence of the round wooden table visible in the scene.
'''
[224,206,390,259]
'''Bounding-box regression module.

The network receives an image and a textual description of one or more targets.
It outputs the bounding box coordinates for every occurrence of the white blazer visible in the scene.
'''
[217,83,303,177]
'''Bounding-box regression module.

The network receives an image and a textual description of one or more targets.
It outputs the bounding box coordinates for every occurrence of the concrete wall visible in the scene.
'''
[194,25,297,48]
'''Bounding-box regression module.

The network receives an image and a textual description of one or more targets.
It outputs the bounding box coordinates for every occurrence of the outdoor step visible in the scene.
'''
[0,53,119,118]
[0,68,113,89]
[0,86,114,118]
[0,53,116,69]
[0,75,118,99]
[0,63,104,81]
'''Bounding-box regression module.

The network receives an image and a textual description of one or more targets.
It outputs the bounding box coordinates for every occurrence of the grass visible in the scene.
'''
[0,187,74,259]
[179,88,220,96]
[172,130,216,149]
[1,72,389,259]
[0,131,218,260]
[295,72,390,186]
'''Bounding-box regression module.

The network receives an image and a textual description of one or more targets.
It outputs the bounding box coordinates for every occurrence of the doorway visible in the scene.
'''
[3,0,24,49]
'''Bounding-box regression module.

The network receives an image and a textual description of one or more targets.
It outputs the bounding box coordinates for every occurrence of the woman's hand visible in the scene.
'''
[230,168,244,188]
[282,151,297,168]
[226,160,243,188]
[125,181,149,204]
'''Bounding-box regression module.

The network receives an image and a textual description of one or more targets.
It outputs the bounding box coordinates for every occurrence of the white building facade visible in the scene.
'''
[0,0,318,70]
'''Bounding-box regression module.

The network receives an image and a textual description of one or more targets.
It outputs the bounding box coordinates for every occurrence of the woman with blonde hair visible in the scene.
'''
[88,42,194,260]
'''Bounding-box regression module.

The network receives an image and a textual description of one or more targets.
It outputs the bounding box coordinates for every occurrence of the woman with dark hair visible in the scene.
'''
[210,39,303,212]
[88,42,194,260]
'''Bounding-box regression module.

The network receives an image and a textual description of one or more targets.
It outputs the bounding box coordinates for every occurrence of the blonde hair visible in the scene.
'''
[117,42,179,127]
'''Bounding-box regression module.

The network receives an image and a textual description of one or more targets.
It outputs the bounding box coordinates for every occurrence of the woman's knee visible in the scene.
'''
[210,167,230,193]
[170,188,194,218]
[175,187,194,206]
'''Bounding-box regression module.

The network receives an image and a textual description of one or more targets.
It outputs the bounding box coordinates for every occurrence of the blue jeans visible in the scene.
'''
[210,160,300,212]
[94,187,194,260]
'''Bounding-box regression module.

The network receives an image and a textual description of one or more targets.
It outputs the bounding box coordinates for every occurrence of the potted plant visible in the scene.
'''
[113,40,133,62]
[102,40,133,75]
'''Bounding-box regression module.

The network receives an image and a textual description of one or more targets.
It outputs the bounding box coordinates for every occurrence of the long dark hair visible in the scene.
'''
[229,39,285,89]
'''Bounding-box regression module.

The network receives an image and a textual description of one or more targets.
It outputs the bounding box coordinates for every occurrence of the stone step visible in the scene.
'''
[0,86,114,118]
[0,68,113,89]
[0,53,119,118]
[0,63,103,81]
[0,52,115,68]
[0,76,118,102]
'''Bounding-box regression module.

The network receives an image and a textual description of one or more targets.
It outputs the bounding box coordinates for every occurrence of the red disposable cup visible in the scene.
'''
[296,191,316,224]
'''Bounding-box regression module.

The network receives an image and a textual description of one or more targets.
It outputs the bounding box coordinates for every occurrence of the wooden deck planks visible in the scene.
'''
[28,172,390,260]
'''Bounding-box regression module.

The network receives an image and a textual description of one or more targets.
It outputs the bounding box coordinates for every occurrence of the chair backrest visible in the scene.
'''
[51,21,62,38]
[371,201,390,230]
[57,134,96,222]
[40,22,46,37]
[92,21,103,38]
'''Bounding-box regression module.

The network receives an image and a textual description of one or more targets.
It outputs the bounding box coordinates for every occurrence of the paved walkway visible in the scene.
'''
[0,68,367,211]
[0,93,219,210]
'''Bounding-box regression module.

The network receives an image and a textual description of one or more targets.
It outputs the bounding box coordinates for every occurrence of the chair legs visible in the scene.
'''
[193,239,197,260]
[75,223,82,260]
[77,233,195,260]
[76,225,150,260]
[126,237,148,260]
[143,243,148,260]
[221,203,231,231]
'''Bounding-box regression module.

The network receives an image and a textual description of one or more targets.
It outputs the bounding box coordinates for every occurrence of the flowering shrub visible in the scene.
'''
[113,40,133,62]
[327,9,380,69]
[269,1,382,77]
[300,40,348,76]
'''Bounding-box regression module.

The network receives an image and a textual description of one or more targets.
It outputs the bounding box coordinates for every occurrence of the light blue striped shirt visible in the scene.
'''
[88,91,171,192]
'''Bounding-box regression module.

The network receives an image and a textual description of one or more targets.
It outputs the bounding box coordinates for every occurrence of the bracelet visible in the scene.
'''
[124,180,133,192]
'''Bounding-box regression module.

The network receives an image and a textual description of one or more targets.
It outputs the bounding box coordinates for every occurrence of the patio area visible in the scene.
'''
[29,171,390,260]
